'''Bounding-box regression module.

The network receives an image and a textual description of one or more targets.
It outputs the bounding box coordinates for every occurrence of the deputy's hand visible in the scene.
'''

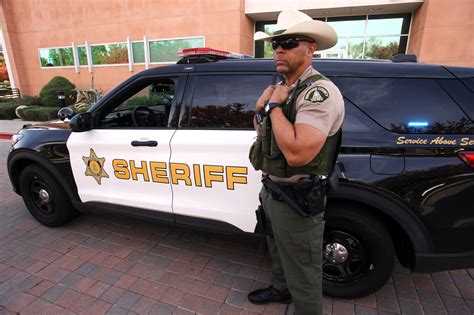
[256,85,276,112]
[269,85,291,105]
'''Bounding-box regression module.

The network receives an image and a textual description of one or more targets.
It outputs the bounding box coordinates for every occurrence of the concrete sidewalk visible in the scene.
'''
[0,119,41,139]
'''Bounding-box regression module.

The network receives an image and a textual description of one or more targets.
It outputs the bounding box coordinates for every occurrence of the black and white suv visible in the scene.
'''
[7,52,474,298]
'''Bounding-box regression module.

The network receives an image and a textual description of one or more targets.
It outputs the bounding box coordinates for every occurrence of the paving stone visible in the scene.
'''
[41,284,68,303]
[215,272,235,288]
[100,286,126,304]
[355,304,377,315]
[421,304,448,315]
[417,289,444,307]
[439,294,471,314]
[355,294,376,308]
[412,274,436,292]
[150,302,175,315]
[332,299,355,315]
[398,299,423,315]
[395,284,419,302]
[232,276,253,292]
[225,289,248,308]
[105,304,130,315]
[375,293,400,313]
[197,268,219,282]
[26,279,55,297]
[435,281,462,297]
[115,290,141,309]
[86,280,111,298]
[206,284,229,302]
[162,287,186,306]
[223,262,242,275]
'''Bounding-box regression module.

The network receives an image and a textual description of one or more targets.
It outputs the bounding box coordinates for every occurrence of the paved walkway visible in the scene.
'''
[0,119,38,138]
[1,136,474,314]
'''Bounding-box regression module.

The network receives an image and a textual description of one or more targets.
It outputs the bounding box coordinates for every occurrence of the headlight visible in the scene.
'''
[11,134,24,146]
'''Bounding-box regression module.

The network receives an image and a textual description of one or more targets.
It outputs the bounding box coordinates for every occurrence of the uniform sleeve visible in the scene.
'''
[294,80,344,137]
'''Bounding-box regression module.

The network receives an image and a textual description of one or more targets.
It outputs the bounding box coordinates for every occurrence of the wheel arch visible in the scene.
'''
[8,149,81,204]
[328,181,433,269]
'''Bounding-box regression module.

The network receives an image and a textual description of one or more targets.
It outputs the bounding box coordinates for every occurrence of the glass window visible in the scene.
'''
[327,17,365,37]
[367,17,404,36]
[149,37,204,63]
[100,78,178,128]
[91,43,129,65]
[132,42,145,63]
[347,38,364,59]
[364,36,401,59]
[333,78,474,134]
[189,75,273,129]
[255,13,411,59]
[39,47,74,67]
[77,46,88,66]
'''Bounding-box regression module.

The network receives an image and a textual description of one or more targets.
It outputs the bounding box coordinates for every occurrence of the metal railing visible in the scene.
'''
[0,87,21,99]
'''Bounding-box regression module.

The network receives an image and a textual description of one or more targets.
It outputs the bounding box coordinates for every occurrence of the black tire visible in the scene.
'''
[322,203,395,298]
[19,164,77,227]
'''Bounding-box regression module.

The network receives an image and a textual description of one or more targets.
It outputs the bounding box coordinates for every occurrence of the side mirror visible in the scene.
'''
[69,112,93,132]
[58,107,76,121]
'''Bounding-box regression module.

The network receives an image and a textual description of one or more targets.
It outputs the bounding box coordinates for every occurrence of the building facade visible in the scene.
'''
[0,0,472,97]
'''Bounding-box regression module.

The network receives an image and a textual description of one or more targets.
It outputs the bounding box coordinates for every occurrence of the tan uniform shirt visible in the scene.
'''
[269,65,345,183]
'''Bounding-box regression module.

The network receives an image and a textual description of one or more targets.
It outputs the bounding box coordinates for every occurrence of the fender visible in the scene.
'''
[7,149,81,205]
[328,181,434,255]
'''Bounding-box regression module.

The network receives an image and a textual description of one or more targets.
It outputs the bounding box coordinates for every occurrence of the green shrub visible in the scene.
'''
[0,103,21,119]
[0,98,19,104]
[17,106,58,121]
[20,95,43,106]
[39,76,76,107]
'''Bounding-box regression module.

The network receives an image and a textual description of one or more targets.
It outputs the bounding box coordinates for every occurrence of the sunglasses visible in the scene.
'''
[271,37,314,50]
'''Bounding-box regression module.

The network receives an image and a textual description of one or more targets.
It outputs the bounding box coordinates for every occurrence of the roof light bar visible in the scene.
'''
[177,47,254,59]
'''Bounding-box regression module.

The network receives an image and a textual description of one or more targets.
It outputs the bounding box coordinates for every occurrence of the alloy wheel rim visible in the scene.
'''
[322,229,369,284]
[30,178,54,215]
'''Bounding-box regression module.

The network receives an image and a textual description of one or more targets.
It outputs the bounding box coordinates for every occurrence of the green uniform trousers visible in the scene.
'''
[261,186,325,315]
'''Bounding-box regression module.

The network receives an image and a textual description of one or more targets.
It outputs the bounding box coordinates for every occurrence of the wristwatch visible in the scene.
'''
[264,102,280,115]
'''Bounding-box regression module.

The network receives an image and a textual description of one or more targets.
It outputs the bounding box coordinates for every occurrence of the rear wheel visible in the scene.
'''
[323,203,395,298]
[20,164,77,226]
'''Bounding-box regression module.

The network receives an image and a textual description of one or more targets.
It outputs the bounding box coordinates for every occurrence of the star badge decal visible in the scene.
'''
[82,148,109,185]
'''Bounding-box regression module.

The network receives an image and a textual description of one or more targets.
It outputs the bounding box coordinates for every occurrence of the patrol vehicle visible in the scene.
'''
[7,48,474,298]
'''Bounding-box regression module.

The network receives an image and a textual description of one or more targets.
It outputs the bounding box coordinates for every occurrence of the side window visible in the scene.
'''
[332,78,474,134]
[438,79,474,120]
[188,75,273,129]
[99,78,178,128]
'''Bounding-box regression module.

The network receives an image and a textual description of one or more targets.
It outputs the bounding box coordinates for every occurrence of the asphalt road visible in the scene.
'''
[1,139,473,314]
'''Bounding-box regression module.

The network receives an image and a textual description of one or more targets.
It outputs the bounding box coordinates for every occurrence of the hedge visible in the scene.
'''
[17,106,59,121]
[39,76,76,107]
[0,103,21,119]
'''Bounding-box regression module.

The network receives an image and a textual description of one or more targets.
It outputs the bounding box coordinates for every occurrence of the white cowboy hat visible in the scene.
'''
[254,10,337,51]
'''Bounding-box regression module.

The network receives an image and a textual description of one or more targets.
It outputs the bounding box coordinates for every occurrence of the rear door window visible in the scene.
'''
[186,74,273,129]
[332,78,474,134]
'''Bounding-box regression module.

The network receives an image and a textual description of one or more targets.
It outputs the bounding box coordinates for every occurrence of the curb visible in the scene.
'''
[0,133,14,140]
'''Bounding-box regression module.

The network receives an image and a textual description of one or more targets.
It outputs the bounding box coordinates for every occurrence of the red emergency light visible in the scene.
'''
[177,47,254,60]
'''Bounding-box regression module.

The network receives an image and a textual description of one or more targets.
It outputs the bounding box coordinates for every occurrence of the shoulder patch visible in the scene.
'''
[304,86,330,104]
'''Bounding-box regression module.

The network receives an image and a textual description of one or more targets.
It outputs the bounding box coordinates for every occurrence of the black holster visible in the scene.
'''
[255,198,273,237]
[262,175,326,218]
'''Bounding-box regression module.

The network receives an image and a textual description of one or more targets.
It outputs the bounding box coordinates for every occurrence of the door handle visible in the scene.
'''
[131,140,158,147]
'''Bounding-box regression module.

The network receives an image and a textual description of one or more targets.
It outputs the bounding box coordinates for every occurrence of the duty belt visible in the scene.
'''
[261,174,326,218]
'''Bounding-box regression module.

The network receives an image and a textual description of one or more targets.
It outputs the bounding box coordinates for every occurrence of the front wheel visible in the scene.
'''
[20,164,77,227]
[322,204,395,298]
